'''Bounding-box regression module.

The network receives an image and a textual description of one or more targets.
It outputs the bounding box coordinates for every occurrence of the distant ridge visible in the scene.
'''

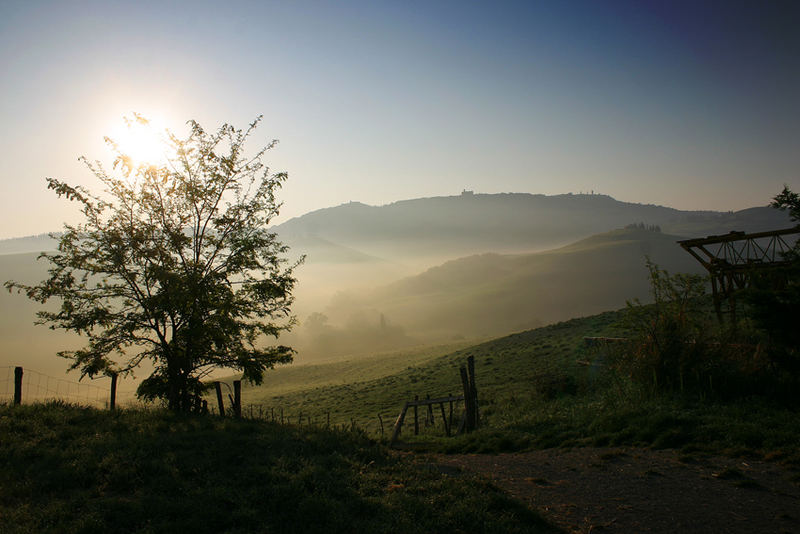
[1,192,790,262]
[275,192,790,262]
[0,233,59,255]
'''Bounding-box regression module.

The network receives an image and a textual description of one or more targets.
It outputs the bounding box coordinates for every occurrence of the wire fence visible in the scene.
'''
[204,402,392,437]
[0,368,468,441]
[0,368,386,433]
[0,366,114,409]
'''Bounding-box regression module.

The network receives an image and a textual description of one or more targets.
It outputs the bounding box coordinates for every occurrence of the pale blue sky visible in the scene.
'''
[1,0,798,238]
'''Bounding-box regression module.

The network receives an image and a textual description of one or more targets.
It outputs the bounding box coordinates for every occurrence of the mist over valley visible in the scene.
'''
[1,192,791,381]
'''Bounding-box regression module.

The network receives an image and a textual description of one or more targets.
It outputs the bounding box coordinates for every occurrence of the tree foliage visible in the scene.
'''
[6,116,301,411]
[615,259,717,393]
[772,185,800,225]
[743,185,800,380]
[614,186,800,400]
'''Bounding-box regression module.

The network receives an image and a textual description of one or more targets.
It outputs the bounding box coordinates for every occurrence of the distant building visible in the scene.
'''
[461,189,474,196]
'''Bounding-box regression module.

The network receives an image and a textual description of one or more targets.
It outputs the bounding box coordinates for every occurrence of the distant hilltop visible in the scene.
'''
[0,233,61,256]
[273,191,790,262]
[0,192,791,260]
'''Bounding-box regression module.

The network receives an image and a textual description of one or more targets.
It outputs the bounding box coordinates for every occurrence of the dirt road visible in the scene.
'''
[432,447,800,533]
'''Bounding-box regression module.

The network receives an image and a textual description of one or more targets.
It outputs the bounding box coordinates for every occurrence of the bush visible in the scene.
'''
[609,260,796,401]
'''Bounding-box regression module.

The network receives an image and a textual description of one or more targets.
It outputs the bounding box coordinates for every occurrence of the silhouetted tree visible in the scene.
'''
[6,116,301,411]
[744,186,800,382]
[772,185,800,223]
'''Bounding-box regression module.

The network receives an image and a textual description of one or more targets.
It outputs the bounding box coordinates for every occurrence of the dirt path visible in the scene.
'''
[431,447,800,533]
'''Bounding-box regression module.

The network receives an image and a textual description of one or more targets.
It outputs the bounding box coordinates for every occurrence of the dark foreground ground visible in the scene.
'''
[432,447,800,534]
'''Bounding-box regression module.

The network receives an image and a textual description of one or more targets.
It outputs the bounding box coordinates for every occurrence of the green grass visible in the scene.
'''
[230,311,623,434]
[240,340,477,399]
[0,402,556,534]
[231,307,800,464]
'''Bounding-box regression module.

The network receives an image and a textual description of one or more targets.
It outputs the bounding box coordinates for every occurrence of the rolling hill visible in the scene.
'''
[310,227,705,346]
[275,192,792,265]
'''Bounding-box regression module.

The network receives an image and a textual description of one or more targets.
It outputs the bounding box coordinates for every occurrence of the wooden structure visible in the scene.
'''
[678,226,800,322]
[389,356,479,447]
[109,372,118,410]
[13,366,22,405]
[213,380,242,417]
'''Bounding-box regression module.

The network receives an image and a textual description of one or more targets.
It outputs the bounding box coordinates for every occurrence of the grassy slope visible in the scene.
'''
[233,311,623,433]
[240,308,800,464]
[0,403,556,534]
[242,341,477,398]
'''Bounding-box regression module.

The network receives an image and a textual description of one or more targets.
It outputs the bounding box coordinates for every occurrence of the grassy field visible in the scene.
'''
[0,402,556,534]
[241,340,477,399]
[3,306,799,532]
[232,307,800,465]
[223,311,622,434]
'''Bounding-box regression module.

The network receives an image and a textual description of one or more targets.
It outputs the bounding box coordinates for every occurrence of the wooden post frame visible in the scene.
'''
[467,355,479,429]
[109,372,118,411]
[448,393,454,430]
[14,366,23,405]
[439,402,450,436]
[389,395,464,447]
[459,365,473,432]
[214,381,225,417]
[233,380,242,418]
[413,395,419,435]
[390,402,410,447]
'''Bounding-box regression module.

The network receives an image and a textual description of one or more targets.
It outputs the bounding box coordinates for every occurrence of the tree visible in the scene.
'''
[6,115,301,412]
[743,185,800,381]
[772,185,800,224]
[616,259,715,393]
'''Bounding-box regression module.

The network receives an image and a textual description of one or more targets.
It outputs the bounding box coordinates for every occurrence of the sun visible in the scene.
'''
[109,114,170,169]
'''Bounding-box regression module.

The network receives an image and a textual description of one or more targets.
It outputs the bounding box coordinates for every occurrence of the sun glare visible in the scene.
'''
[109,115,171,169]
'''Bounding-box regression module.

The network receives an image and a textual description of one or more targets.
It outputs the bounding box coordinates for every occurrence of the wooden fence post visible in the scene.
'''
[14,367,22,405]
[448,393,454,430]
[467,355,479,429]
[390,402,409,447]
[459,365,473,432]
[413,395,419,435]
[214,381,225,417]
[109,372,118,411]
[439,402,450,436]
[233,380,242,418]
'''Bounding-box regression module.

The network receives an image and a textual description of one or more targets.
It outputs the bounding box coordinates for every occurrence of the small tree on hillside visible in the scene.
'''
[617,259,715,393]
[6,116,301,411]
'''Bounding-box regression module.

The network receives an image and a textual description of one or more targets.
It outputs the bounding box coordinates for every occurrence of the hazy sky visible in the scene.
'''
[1,0,798,239]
